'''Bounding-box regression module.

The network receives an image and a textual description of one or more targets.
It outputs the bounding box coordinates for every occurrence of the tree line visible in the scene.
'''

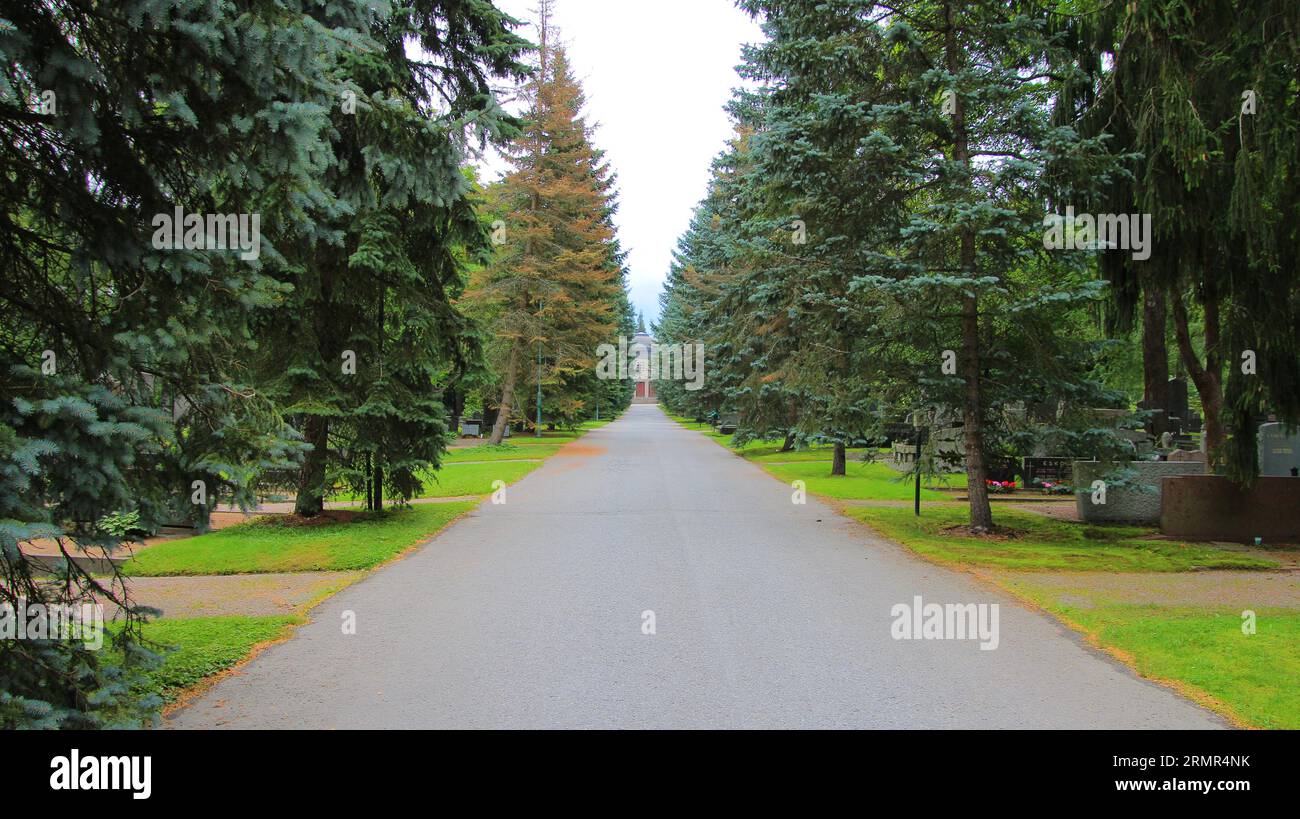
[656,0,1300,532]
[0,0,628,727]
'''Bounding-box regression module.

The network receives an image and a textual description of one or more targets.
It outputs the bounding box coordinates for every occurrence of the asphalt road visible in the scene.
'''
[168,404,1224,729]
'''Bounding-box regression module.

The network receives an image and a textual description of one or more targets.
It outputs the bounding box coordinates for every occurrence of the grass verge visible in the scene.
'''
[764,461,963,501]
[848,505,1277,572]
[413,460,541,496]
[1000,581,1300,729]
[444,443,560,462]
[126,502,475,576]
[131,615,299,704]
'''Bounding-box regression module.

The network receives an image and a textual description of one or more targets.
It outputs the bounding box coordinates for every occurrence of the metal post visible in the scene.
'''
[914,427,922,517]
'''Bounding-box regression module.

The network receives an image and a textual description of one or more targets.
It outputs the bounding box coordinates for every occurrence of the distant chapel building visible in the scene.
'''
[630,331,656,402]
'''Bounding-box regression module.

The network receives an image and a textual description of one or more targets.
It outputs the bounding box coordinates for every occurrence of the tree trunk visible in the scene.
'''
[372,283,385,511]
[489,343,521,445]
[364,451,373,511]
[443,387,463,438]
[780,432,795,453]
[295,415,328,517]
[831,441,846,476]
[1141,283,1169,437]
[959,293,994,532]
[946,0,993,532]
[1171,289,1225,462]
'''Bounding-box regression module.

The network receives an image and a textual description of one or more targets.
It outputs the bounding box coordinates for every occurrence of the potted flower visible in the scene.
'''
[1031,479,1072,496]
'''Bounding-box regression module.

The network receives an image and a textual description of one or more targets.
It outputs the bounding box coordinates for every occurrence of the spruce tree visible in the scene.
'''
[724,0,1125,527]
[469,4,625,445]
[252,0,531,515]
[0,0,529,724]
[0,0,371,726]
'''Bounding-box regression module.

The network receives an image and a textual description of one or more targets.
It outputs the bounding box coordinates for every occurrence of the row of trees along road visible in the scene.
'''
[656,0,1300,533]
[1,1,542,727]
[465,0,634,444]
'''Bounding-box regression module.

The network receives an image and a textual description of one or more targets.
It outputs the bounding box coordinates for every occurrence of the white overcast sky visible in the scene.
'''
[474,0,764,326]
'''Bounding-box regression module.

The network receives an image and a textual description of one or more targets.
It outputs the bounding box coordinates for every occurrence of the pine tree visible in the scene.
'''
[253,0,531,515]
[722,0,1126,526]
[468,3,625,445]
[0,0,529,724]
[0,0,372,726]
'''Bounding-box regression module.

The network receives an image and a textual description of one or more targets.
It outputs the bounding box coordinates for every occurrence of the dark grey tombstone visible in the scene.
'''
[718,412,740,434]
[1166,377,1189,423]
[1023,456,1073,485]
[1258,422,1300,477]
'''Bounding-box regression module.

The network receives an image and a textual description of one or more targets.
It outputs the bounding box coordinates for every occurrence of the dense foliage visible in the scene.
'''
[0,0,538,726]
[657,0,1300,530]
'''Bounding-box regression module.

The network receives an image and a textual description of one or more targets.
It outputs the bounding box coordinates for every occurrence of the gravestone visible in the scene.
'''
[1166,377,1189,426]
[1137,398,1166,433]
[985,456,1018,483]
[1027,397,1059,423]
[932,426,965,471]
[1258,422,1300,477]
[717,413,740,434]
[884,422,915,443]
[1073,459,1206,523]
[1115,428,1155,456]
[1023,456,1073,486]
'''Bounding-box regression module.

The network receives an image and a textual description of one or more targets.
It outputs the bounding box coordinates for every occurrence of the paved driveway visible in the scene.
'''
[169,405,1223,728]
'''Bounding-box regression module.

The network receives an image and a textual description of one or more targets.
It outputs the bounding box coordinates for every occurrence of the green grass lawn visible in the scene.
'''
[443,443,560,462]
[667,414,925,473]
[324,460,540,501]
[763,460,962,501]
[744,445,837,462]
[134,615,299,703]
[447,420,604,456]
[126,502,475,575]
[996,585,1300,729]
[1065,608,1300,729]
[848,505,1278,572]
[414,460,541,496]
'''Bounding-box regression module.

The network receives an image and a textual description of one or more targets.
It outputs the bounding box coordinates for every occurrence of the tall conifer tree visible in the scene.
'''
[469,1,626,444]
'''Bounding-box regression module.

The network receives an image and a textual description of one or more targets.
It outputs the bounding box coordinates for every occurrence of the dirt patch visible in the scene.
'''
[1017,502,1081,522]
[990,569,1300,609]
[256,510,366,528]
[100,571,364,619]
[940,524,1027,540]
[556,442,607,458]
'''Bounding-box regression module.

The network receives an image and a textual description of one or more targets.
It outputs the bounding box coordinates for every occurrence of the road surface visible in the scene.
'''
[169,404,1223,729]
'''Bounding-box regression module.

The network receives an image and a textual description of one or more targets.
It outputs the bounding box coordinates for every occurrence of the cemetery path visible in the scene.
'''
[168,404,1224,729]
